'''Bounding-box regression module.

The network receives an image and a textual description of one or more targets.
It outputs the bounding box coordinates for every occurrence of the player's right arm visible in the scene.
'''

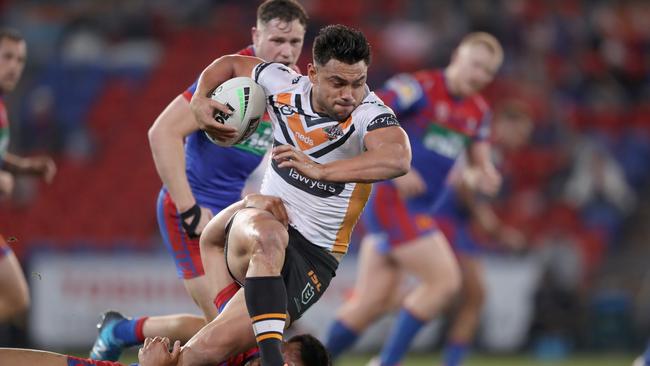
[189,55,264,139]
[148,94,214,236]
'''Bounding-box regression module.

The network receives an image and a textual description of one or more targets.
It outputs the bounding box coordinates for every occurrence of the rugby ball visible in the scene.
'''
[205,77,267,146]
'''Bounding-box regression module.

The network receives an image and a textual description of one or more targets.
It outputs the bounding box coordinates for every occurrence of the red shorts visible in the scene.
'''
[362,183,437,253]
[66,356,127,366]
[156,189,204,279]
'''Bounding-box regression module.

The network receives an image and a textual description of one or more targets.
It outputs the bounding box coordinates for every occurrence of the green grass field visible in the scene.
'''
[109,351,635,366]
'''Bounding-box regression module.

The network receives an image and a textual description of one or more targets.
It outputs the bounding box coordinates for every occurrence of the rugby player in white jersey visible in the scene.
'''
[174,24,411,366]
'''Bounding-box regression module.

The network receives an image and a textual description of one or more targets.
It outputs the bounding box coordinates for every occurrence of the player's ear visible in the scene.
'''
[307,63,317,83]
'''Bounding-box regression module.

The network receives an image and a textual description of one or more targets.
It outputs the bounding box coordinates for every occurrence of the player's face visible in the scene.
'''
[253,18,305,66]
[0,38,26,93]
[243,341,304,366]
[282,341,304,366]
[308,59,368,121]
[453,43,499,97]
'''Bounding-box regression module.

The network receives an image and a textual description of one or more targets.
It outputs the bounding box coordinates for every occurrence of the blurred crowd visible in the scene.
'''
[1,0,649,353]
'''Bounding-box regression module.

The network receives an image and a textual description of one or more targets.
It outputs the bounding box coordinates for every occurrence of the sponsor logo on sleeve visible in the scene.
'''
[367,113,400,131]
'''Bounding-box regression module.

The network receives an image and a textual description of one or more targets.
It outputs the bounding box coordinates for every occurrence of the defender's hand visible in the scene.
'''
[272,145,324,181]
[180,204,214,238]
[393,168,425,199]
[243,194,289,228]
[189,94,238,142]
[138,337,181,366]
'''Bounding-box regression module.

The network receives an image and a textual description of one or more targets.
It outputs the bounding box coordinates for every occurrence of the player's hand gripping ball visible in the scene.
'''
[205,77,267,146]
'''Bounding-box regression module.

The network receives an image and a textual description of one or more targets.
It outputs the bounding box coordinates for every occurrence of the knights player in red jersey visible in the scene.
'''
[90,0,308,362]
[0,28,56,323]
[325,32,504,366]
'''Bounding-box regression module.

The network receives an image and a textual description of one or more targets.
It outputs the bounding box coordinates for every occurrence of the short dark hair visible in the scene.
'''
[257,0,308,28]
[313,24,371,66]
[0,28,24,44]
[288,334,331,366]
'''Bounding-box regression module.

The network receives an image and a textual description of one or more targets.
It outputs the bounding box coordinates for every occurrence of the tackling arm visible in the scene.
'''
[148,95,202,212]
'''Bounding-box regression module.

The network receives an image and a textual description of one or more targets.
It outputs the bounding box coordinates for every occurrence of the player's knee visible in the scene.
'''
[249,239,285,272]
[0,295,29,321]
[424,265,461,301]
[347,291,393,322]
[247,218,288,269]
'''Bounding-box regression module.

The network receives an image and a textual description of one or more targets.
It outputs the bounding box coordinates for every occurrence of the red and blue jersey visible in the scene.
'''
[172,45,272,212]
[377,69,491,212]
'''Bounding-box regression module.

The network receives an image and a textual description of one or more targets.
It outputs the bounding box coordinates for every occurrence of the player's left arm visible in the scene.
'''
[2,153,56,183]
[273,125,411,183]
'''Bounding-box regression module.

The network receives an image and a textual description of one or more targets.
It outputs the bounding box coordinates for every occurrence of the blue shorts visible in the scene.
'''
[433,186,483,256]
[362,182,437,254]
[156,189,204,279]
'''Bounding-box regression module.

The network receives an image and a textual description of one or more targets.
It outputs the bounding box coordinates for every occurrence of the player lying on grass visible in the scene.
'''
[0,333,330,366]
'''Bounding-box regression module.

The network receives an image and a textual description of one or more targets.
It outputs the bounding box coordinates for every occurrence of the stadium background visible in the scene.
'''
[1,0,649,364]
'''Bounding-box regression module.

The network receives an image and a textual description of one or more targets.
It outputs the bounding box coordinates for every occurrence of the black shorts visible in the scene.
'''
[224,221,338,323]
[281,226,338,322]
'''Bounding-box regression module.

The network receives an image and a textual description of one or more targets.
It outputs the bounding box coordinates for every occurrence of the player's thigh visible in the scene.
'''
[352,234,403,307]
[200,242,235,307]
[225,208,288,284]
[0,250,30,313]
[392,230,460,284]
[183,275,218,321]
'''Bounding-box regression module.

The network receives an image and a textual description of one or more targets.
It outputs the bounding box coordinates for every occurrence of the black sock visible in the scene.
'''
[245,276,287,366]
